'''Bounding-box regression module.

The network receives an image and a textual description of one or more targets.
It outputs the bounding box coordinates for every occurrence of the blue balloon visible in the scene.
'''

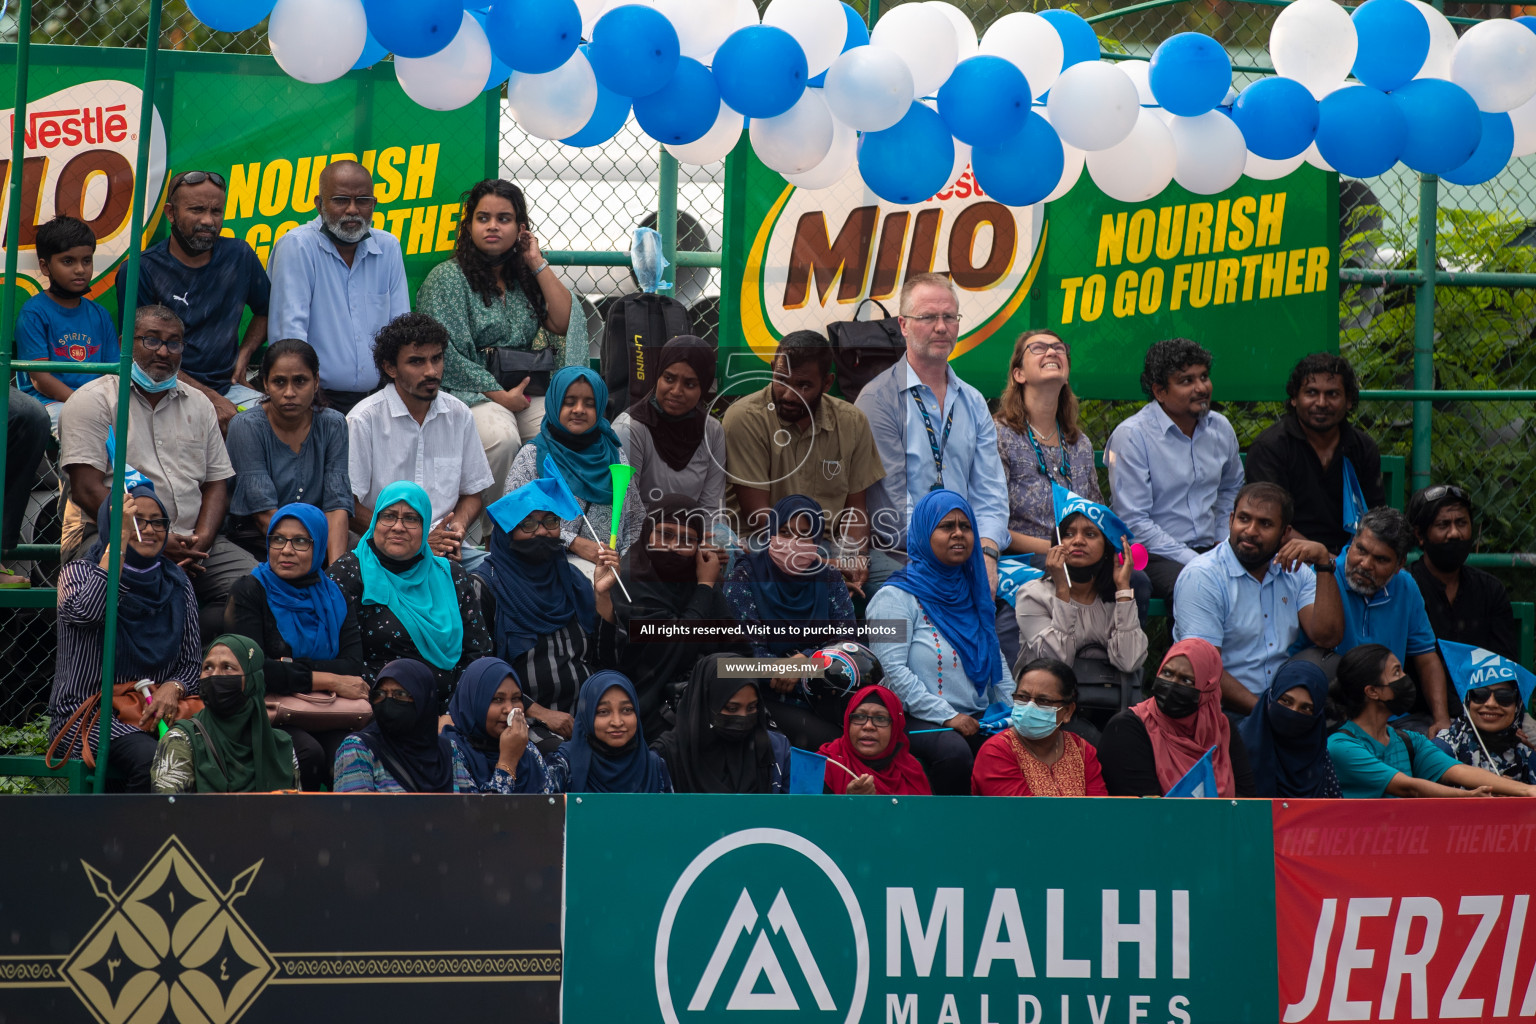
[937,56,1030,147]
[186,0,275,33]
[353,30,389,69]
[857,102,954,205]
[1442,112,1515,186]
[562,47,633,148]
[1231,77,1318,160]
[633,58,720,146]
[485,0,580,75]
[1314,86,1407,178]
[362,0,461,59]
[971,112,1064,207]
[1351,0,1429,92]
[1517,15,1536,35]
[588,4,681,99]
[1040,9,1099,70]
[809,3,870,87]
[1392,78,1483,175]
[712,26,808,119]
[1149,32,1232,116]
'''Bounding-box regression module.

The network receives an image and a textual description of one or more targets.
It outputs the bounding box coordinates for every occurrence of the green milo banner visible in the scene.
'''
[0,45,495,313]
[720,149,1338,401]
[565,795,1278,1023]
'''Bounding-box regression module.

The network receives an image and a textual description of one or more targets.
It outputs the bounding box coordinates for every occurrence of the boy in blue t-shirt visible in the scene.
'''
[15,216,120,431]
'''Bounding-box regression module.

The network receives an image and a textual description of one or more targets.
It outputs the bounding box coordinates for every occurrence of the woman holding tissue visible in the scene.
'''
[815,685,931,795]
[442,657,568,794]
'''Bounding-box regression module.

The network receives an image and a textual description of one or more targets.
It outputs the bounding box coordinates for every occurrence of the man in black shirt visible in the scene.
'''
[1408,484,1518,660]
[1245,353,1384,554]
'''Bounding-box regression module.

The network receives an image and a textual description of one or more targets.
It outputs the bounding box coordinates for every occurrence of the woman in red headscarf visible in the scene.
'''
[816,686,932,795]
[1097,639,1255,797]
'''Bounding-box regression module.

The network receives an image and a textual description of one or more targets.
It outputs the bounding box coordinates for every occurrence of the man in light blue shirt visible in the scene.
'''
[1106,337,1243,600]
[855,273,1010,594]
[1174,482,1343,713]
[266,160,411,413]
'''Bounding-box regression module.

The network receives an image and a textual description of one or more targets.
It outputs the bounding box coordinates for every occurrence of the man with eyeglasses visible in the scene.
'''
[267,160,410,413]
[855,273,1010,595]
[116,169,270,433]
[58,305,256,605]
[1408,484,1517,661]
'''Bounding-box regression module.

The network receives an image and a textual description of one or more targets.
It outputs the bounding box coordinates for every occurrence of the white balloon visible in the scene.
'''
[1451,19,1536,113]
[1038,108,1085,203]
[923,2,979,63]
[1087,108,1175,202]
[922,97,970,185]
[1512,91,1536,158]
[979,11,1064,99]
[666,99,744,165]
[1244,149,1305,180]
[1046,61,1139,151]
[1268,0,1357,97]
[1168,110,1246,194]
[1407,0,1457,80]
[750,88,835,174]
[784,117,857,189]
[655,0,740,63]
[871,3,958,99]
[269,0,366,85]
[396,12,493,111]
[823,45,915,131]
[1303,141,1334,171]
[764,0,847,78]
[734,0,760,30]
[1119,59,1156,105]
[507,50,600,140]
[576,0,611,40]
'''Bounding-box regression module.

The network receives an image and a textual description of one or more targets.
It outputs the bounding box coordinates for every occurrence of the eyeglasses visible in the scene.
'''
[514,513,562,535]
[169,170,226,196]
[1419,484,1470,505]
[1024,341,1070,356]
[327,194,378,210]
[1466,686,1520,707]
[1016,695,1072,708]
[848,712,892,728]
[371,689,414,705]
[135,335,186,354]
[376,510,424,529]
[904,313,963,326]
[133,517,170,534]
[268,535,314,552]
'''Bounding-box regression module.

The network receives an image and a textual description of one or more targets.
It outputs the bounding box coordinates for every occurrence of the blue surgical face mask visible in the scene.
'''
[131,361,177,393]
[1010,701,1060,741]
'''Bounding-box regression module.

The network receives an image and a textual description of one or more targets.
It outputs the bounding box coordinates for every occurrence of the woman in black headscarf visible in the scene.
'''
[614,335,724,513]
[652,653,790,793]
[332,659,472,793]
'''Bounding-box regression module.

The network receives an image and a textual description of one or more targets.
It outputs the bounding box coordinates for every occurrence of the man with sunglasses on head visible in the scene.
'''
[267,160,410,414]
[58,305,256,605]
[1408,484,1517,661]
[116,170,270,433]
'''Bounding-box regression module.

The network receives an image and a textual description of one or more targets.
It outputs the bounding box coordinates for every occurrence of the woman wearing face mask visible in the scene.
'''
[151,635,301,793]
[1328,644,1536,798]
[652,653,790,793]
[502,366,645,579]
[333,659,477,792]
[562,671,672,793]
[867,490,1011,796]
[441,657,566,794]
[328,481,493,712]
[613,336,725,514]
[225,503,365,790]
[46,488,201,792]
[815,685,931,795]
[971,659,1105,796]
[418,180,583,509]
[722,495,856,749]
[1098,640,1255,797]
[1435,674,1536,784]
[1237,659,1341,798]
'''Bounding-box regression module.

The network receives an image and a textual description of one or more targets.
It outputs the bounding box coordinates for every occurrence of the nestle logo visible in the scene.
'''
[13,104,129,149]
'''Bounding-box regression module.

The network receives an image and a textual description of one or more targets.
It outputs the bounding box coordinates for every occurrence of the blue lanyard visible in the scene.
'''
[1025,423,1070,481]
[911,388,954,490]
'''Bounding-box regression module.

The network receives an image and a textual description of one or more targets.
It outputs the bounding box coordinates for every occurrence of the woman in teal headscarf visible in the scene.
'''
[327,481,493,710]
[499,366,646,578]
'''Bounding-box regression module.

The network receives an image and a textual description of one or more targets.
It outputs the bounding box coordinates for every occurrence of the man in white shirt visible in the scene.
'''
[347,313,494,569]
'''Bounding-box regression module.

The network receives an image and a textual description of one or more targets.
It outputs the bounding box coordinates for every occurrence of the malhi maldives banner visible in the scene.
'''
[720,146,1339,401]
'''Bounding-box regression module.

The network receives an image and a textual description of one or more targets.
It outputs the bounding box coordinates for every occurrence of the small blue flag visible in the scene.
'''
[978,700,1014,735]
[1342,456,1368,535]
[104,427,152,491]
[997,555,1046,607]
[1439,640,1536,708]
[1166,746,1218,798]
[789,748,828,794]
[485,458,583,534]
[1052,481,1134,552]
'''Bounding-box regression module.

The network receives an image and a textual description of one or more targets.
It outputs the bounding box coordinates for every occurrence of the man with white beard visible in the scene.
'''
[267,160,410,413]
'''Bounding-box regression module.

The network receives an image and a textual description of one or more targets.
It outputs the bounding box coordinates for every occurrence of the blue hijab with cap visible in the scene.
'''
[563,671,668,793]
[252,503,347,660]
[743,495,833,654]
[533,366,624,504]
[1239,659,1332,798]
[443,656,547,792]
[84,485,189,680]
[356,482,463,670]
[885,489,1004,695]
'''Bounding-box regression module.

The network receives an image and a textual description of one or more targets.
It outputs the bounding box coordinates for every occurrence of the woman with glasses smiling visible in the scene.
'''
[1435,672,1536,784]
[971,659,1107,797]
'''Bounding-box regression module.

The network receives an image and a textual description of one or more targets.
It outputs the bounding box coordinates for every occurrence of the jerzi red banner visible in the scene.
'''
[1273,799,1536,1023]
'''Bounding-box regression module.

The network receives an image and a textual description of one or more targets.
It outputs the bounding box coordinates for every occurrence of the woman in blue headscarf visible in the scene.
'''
[562,671,671,793]
[328,481,493,712]
[1238,658,1341,798]
[442,657,567,794]
[500,366,645,579]
[334,659,475,792]
[226,502,365,789]
[866,489,1011,795]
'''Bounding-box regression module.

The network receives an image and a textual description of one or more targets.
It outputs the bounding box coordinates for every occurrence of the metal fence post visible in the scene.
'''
[1411,173,1437,494]
[657,146,678,297]
[0,0,36,526]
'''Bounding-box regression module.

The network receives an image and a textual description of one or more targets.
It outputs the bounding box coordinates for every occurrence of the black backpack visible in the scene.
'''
[601,293,693,420]
[826,298,905,402]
